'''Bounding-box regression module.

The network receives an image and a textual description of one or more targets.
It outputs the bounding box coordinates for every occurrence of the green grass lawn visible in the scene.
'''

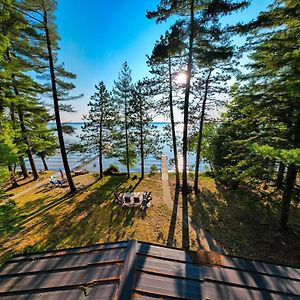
[0,173,183,265]
[1,171,299,268]
[183,175,300,267]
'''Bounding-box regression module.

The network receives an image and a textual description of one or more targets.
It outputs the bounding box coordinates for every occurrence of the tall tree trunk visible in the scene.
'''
[0,99,3,114]
[41,154,49,171]
[168,56,180,186]
[275,162,285,189]
[8,165,18,188]
[9,102,29,179]
[280,164,297,230]
[194,69,212,191]
[27,149,39,179]
[17,106,39,180]
[139,103,144,179]
[10,70,38,180]
[99,116,103,178]
[0,84,4,114]
[182,0,195,193]
[125,96,130,178]
[19,156,29,179]
[44,13,76,193]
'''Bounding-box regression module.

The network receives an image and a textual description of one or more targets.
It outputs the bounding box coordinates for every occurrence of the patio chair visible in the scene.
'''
[114,193,123,205]
[124,196,131,204]
[143,192,152,202]
[133,197,140,204]
[49,177,59,187]
[56,179,66,187]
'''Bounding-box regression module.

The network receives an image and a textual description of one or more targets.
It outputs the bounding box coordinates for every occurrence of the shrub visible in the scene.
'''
[22,245,43,254]
[150,164,158,175]
[104,164,120,175]
[0,200,20,236]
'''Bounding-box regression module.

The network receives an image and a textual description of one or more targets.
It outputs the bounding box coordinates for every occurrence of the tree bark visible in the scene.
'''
[6,73,29,180]
[17,106,39,180]
[182,0,195,194]
[194,69,212,191]
[139,99,144,179]
[8,165,18,188]
[41,154,49,171]
[125,96,130,178]
[275,162,285,189]
[99,114,103,178]
[0,99,3,115]
[19,156,29,179]
[280,164,297,230]
[9,103,29,179]
[27,149,39,179]
[10,69,38,181]
[44,12,76,193]
[168,57,180,186]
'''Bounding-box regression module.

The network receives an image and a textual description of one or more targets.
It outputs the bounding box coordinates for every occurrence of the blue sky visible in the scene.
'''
[56,0,272,122]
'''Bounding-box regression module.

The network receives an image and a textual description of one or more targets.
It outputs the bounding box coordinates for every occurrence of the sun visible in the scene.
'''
[174,72,187,85]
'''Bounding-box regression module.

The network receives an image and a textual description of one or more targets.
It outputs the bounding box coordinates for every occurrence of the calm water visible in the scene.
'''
[24,122,207,173]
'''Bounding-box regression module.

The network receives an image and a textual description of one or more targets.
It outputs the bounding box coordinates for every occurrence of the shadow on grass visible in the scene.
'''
[130,178,143,192]
[4,179,35,192]
[18,177,108,228]
[22,174,148,251]
[182,191,190,250]
[189,184,300,266]
[0,201,22,240]
[22,196,49,213]
[167,187,180,247]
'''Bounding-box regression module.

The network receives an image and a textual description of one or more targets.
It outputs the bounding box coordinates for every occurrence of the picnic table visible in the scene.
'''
[114,192,152,214]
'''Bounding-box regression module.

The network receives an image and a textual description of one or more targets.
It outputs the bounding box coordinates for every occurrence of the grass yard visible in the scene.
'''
[1,171,299,268]
[169,174,300,267]
[0,173,183,265]
[4,171,55,197]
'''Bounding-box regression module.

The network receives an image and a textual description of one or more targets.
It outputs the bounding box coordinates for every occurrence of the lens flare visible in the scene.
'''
[174,72,187,85]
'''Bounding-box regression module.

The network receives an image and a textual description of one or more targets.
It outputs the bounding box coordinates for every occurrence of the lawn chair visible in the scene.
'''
[133,196,140,205]
[124,196,131,205]
[143,192,152,204]
[140,192,152,219]
[49,177,58,187]
[56,179,66,187]
[114,193,123,206]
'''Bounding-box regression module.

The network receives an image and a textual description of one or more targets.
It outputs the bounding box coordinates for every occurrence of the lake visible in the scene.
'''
[24,122,208,173]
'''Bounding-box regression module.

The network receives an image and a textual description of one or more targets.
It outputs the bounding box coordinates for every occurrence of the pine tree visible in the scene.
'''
[112,62,136,178]
[235,0,300,229]
[0,117,18,188]
[212,89,272,189]
[147,24,185,186]
[30,106,57,171]
[130,81,160,179]
[81,81,115,178]
[192,23,236,190]
[1,0,81,188]
[21,0,82,192]
[0,0,45,180]
[148,0,249,192]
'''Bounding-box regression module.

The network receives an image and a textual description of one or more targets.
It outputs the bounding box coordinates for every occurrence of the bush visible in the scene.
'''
[150,164,158,175]
[22,245,43,254]
[104,164,120,175]
[0,200,20,236]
